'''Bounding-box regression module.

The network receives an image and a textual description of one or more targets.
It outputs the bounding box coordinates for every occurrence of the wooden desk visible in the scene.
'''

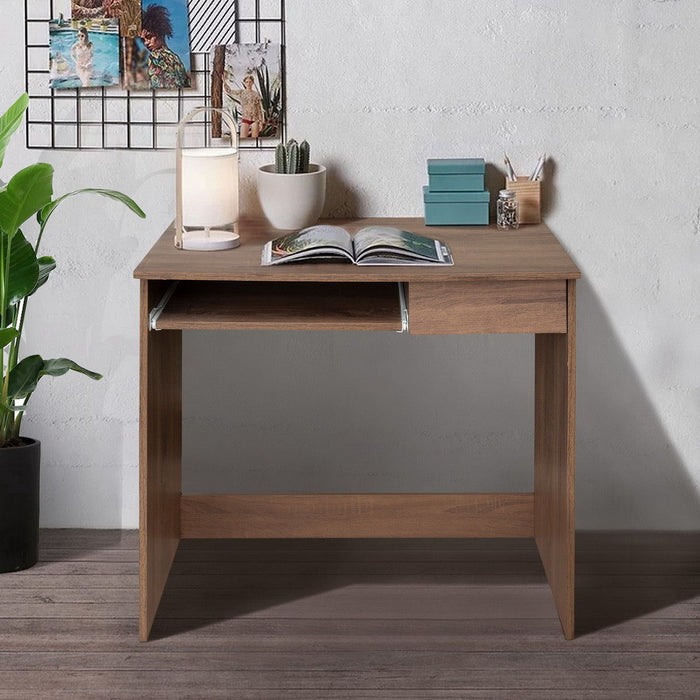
[134,217,580,641]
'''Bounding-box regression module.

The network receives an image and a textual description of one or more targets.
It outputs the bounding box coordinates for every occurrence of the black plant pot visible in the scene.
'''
[0,439,40,573]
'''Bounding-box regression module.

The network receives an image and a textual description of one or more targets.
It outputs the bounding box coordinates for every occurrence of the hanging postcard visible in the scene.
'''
[71,0,141,37]
[122,0,193,89]
[188,0,235,53]
[49,17,120,89]
[210,43,282,140]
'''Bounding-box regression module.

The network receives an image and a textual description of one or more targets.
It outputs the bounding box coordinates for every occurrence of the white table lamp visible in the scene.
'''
[175,107,240,251]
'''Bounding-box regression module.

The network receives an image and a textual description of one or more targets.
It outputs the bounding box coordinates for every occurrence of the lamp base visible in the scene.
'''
[181,228,240,251]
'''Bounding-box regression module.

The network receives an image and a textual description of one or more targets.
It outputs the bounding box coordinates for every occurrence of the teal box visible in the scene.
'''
[423,186,490,225]
[427,158,485,192]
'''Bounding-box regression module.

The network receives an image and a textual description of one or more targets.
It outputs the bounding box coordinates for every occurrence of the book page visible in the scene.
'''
[263,225,354,264]
[354,226,445,262]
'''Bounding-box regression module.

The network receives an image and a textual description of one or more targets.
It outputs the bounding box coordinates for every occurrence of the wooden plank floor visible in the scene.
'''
[0,531,698,699]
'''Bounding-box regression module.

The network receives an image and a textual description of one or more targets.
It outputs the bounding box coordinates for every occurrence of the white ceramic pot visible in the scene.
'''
[257,163,327,230]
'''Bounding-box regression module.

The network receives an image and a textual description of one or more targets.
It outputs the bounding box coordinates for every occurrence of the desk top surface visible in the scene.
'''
[134,217,581,282]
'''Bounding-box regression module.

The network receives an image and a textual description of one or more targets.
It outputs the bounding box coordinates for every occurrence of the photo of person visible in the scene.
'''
[71,0,141,37]
[49,18,120,89]
[228,73,264,138]
[71,27,93,87]
[210,43,282,140]
[122,0,192,90]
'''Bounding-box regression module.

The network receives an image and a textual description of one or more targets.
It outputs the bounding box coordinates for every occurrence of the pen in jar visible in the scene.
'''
[530,153,546,181]
[504,154,517,181]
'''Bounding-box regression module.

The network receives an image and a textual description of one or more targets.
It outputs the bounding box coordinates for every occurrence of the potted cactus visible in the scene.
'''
[257,139,326,230]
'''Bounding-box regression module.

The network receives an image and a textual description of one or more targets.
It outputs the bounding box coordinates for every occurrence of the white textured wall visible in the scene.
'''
[2,1,698,528]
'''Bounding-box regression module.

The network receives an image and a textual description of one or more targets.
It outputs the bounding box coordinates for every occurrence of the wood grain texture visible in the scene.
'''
[154,281,403,331]
[210,45,225,137]
[180,493,535,539]
[0,530,699,698]
[135,220,581,641]
[534,279,576,639]
[139,280,182,642]
[408,280,566,335]
[506,177,541,224]
[133,218,582,283]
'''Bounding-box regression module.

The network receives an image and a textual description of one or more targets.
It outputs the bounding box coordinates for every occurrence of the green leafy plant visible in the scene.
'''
[254,62,282,138]
[0,94,145,447]
[275,139,311,174]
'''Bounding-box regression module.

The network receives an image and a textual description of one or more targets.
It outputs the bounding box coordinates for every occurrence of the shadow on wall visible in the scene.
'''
[540,158,558,218]
[183,330,536,496]
[484,162,504,221]
[575,278,700,529]
[323,161,362,218]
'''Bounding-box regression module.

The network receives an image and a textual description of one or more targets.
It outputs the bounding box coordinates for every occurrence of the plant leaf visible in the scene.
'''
[0,163,54,238]
[0,94,28,170]
[30,255,56,295]
[0,328,18,348]
[7,355,102,400]
[0,403,26,413]
[41,358,102,381]
[7,354,43,399]
[38,188,145,227]
[2,303,16,327]
[6,230,40,308]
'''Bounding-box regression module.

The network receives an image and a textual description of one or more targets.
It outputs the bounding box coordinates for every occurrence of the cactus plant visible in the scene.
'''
[275,142,286,174]
[274,139,312,174]
[299,140,310,173]
[287,140,299,174]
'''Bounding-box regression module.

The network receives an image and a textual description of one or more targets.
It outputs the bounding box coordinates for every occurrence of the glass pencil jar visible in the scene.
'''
[496,189,519,230]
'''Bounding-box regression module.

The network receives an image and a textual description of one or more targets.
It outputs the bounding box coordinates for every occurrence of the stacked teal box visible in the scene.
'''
[428,158,485,192]
[423,158,490,225]
[423,187,490,226]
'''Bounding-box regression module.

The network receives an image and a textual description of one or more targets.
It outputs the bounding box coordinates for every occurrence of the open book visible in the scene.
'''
[261,225,454,266]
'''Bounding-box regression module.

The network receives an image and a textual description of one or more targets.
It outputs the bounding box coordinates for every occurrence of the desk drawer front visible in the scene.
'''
[408,280,567,334]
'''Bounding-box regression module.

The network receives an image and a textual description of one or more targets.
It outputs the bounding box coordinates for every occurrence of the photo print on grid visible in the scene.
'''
[122,0,192,89]
[49,17,120,89]
[210,42,282,139]
[71,0,141,37]
[188,0,235,53]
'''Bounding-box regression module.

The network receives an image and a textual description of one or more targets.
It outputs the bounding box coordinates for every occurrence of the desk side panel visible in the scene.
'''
[534,279,576,639]
[139,280,182,641]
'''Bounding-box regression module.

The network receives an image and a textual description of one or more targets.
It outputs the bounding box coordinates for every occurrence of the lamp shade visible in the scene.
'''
[181,148,238,228]
[175,106,240,251]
